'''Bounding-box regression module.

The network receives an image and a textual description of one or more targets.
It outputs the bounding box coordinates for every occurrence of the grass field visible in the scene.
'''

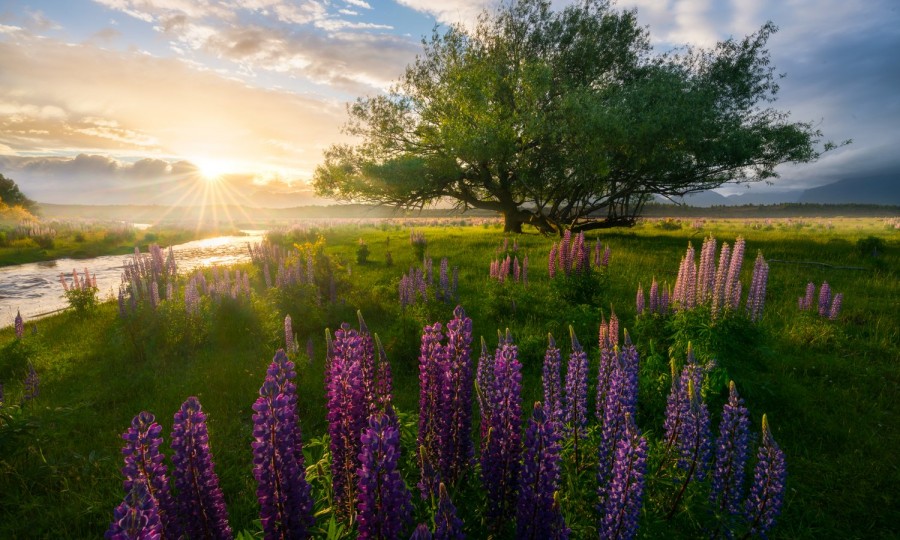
[0,216,897,538]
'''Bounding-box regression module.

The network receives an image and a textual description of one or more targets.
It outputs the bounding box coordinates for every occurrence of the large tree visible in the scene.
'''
[314,0,834,234]
[0,174,38,214]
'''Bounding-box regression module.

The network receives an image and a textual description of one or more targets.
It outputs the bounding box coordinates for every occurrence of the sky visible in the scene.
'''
[0,0,898,207]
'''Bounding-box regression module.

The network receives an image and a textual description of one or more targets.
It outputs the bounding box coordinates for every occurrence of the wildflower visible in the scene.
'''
[170,397,232,539]
[357,408,413,540]
[480,330,522,526]
[542,334,564,427]
[829,293,843,320]
[817,281,832,317]
[746,252,769,322]
[14,310,24,339]
[252,351,314,538]
[23,363,39,402]
[435,483,465,540]
[710,382,750,517]
[564,326,588,448]
[745,415,787,539]
[411,524,433,540]
[284,315,295,354]
[120,411,179,539]
[598,414,647,540]
[105,480,162,540]
[516,402,568,540]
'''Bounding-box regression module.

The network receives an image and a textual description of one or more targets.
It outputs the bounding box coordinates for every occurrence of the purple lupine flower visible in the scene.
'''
[542,334,564,427]
[476,337,494,442]
[601,245,611,267]
[828,293,843,319]
[284,315,295,354]
[597,338,640,508]
[120,411,179,539]
[22,363,39,402]
[417,321,447,498]
[170,397,232,539]
[560,230,572,275]
[712,242,732,317]
[326,325,367,523]
[710,382,750,517]
[648,279,659,314]
[105,480,162,540]
[522,254,528,285]
[818,282,832,317]
[14,310,24,339]
[745,415,787,539]
[800,282,815,311]
[746,252,769,322]
[594,239,602,268]
[410,524,433,540]
[598,414,647,540]
[439,258,450,302]
[443,306,474,485]
[150,281,159,309]
[252,351,315,538]
[697,236,717,304]
[374,334,394,410]
[480,330,522,526]
[548,243,558,279]
[357,408,413,540]
[635,285,645,315]
[513,256,521,282]
[435,483,465,540]
[724,237,745,310]
[564,327,589,448]
[516,402,568,540]
[608,311,619,347]
[358,311,379,416]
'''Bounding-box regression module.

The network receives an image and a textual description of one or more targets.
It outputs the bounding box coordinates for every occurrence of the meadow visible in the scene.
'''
[0,216,897,539]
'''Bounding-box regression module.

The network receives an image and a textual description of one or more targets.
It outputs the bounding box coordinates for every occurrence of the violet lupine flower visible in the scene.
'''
[105,480,162,540]
[745,415,787,539]
[710,381,750,517]
[598,414,647,540]
[284,315,295,354]
[374,334,394,410]
[608,311,619,347]
[542,334,564,428]
[475,337,494,442]
[594,239,602,268]
[22,363,39,402]
[697,236,717,304]
[522,254,528,285]
[439,258,450,302]
[442,306,475,484]
[513,256,521,282]
[597,339,640,508]
[417,321,447,498]
[357,408,413,540]
[410,524,433,540]
[252,351,315,538]
[326,325,368,523]
[480,330,523,526]
[548,243,558,279]
[121,411,179,539]
[435,483,465,540]
[818,282,832,317]
[150,281,159,309]
[358,311,379,416]
[648,279,659,314]
[601,245,611,267]
[724,237,745,310]
[516,402,568,540]
[635,285,645,315]
[170,397,232,539]
[828,293,843,320]
[712,242,732,317]
[802,281,815,311]
[560,230,572,275]
[564,327,589,443]
[746,252,769,322]
[14,310,24,339]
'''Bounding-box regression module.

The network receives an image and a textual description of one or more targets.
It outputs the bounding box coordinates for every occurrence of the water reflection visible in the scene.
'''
[0,231,265,328]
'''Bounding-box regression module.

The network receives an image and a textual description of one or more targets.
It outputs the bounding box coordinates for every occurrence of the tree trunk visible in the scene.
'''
[503,212,524,233]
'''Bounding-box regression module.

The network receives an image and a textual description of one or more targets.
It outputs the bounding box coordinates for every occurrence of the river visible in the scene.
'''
[0,231,266,328]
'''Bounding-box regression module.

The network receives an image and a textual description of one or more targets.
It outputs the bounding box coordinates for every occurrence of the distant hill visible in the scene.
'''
[798,175,899,205]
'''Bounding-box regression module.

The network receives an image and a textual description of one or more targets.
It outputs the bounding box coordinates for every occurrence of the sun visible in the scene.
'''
[191,156,232,182]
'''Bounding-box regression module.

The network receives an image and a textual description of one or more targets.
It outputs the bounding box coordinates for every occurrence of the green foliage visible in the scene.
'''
[355,238,370,264]
[314,0,834,233]
[64,286,99,314]
[0,174,38,214]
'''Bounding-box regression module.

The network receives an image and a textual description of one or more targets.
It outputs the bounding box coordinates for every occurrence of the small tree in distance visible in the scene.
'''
[0,174,38,215]
[314,0,843,235]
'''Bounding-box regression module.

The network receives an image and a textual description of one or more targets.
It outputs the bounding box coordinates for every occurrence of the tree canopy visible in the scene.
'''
[0,174,38,214]
[313,0,835,234]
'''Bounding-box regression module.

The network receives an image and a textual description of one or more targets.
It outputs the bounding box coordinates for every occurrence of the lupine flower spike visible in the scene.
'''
[357,407,413,540]
[170,397,232,539]
[516,402,568,540]
[410,524,433,540]
[710,382,750,519]
[435,483,465,540]
[598,413,647,540]
[105,480,162,540]
[14,310,24,339]
[745,415,787,539]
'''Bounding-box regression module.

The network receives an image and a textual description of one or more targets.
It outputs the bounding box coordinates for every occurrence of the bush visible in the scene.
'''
[64,286,99,314]
[356,238,370,264]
